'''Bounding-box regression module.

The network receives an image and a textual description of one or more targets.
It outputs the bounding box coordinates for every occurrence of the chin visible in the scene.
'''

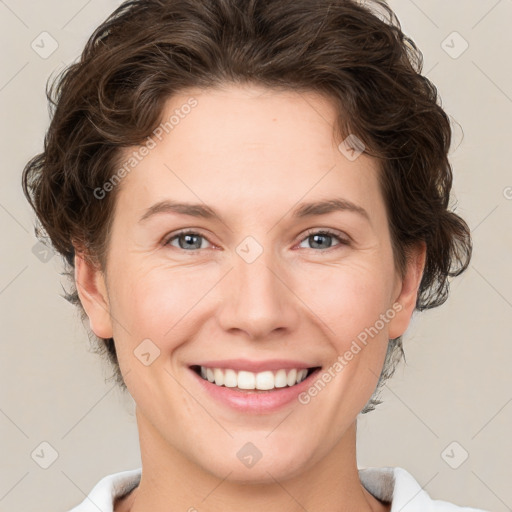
[187,434,319,484]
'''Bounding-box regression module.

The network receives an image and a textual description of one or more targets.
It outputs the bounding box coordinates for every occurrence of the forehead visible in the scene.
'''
[154,84,340,162]
[113,84,384,225]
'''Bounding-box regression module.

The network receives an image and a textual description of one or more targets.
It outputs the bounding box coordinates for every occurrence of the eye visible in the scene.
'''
[163,229,213,251]
[297,229,350,251]
[163,228,350,252]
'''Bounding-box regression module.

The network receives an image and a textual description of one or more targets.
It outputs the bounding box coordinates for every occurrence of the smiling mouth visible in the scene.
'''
[190,365,321,392]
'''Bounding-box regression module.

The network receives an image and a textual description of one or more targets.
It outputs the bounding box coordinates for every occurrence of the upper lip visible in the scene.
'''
[191,359,320,373]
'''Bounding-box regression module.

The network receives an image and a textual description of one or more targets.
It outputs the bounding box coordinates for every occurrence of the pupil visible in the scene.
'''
[182,234,201,249]
[178,234,333,250]
[311,234,331,249]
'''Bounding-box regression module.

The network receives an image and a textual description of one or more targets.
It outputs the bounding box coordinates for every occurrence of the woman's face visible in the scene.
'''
[78,84,423,482]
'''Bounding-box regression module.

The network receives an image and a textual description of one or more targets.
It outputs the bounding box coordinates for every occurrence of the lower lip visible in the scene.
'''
[190,367,321,413]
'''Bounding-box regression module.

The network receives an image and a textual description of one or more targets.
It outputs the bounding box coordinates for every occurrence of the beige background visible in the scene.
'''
[1,0,511,510]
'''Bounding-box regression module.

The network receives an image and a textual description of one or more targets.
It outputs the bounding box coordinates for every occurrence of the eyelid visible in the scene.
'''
[295,227,351,250]
[163,227,351,251]
[162,228,216,250]
[299,227,350,243]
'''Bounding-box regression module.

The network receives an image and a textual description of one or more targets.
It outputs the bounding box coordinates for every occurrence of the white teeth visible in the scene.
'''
[197,366,312,390]
[223,369,237,388]
[255,371,274,390]
[286,369,297,386]
[237,371,255,389]
[297,369,308,383]
[213,368,224,386]
[274,369,288,388]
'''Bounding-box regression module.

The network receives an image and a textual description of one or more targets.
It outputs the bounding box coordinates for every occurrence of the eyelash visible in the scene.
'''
[162,228,350,253]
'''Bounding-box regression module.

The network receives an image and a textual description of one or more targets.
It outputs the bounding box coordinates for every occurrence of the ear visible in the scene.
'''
[74,251,113,339]
[388,241,427,340]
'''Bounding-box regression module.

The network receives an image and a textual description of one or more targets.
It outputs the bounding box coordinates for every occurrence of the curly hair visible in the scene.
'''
[21,0,472,413]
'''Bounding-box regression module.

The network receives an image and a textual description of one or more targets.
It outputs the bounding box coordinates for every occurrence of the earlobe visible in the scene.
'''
[388,242,427,340]
[74,251,114,339]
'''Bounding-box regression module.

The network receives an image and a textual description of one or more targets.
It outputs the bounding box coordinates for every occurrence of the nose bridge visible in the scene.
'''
[217,237,297,339]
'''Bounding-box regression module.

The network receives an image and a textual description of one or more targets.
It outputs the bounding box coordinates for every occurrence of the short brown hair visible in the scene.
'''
[22,0,472,412]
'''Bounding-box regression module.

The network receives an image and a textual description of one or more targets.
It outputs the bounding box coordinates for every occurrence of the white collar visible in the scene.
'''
[68,466,487,511]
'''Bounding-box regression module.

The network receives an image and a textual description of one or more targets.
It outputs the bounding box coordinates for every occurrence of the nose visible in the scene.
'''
[216,248,300,341]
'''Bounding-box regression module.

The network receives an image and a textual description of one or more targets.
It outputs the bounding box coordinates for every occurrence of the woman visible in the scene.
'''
[22,0,485,510]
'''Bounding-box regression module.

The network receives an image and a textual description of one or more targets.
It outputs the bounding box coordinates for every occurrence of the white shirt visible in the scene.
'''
[67,466,488,512]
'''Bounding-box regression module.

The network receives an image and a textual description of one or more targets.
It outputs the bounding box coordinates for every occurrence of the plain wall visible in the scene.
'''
[1,1,511,510]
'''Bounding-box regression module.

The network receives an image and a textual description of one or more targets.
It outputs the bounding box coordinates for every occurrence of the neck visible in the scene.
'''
[118,411,387,512]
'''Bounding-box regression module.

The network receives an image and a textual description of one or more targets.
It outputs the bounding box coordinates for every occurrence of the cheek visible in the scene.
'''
[107,265,197,405]
[305,263,394,343]
[108,259,226,365]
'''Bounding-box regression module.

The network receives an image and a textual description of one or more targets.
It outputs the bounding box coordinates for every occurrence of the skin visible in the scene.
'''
[75,84,426,512]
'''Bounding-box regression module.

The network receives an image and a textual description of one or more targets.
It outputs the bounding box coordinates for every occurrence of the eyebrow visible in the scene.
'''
[138,198,370,224]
